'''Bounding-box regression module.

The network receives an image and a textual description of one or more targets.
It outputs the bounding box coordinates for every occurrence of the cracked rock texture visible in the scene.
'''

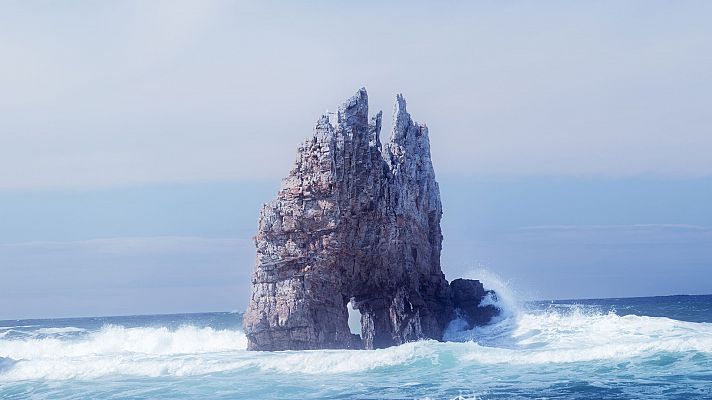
[243,88,497,350]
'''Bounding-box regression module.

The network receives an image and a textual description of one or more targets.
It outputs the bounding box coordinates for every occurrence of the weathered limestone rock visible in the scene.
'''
[243,88,497,350]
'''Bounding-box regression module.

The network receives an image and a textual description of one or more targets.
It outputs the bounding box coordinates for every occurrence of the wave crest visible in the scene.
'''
[0,324,247,380]
[1,298,711,381]
[0,324,247,359]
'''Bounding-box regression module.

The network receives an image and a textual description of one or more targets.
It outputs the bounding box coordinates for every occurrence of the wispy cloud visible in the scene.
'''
[1,2,712,190]
[507,224,712,245]
[516,224,712,232]
[0,236,251,255]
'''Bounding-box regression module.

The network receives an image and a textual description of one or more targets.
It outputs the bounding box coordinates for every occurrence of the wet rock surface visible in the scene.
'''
[243,88,498,350]
[450,278,500,329]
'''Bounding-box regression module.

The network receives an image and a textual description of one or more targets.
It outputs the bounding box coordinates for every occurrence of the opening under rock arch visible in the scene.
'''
[346,300,362,336]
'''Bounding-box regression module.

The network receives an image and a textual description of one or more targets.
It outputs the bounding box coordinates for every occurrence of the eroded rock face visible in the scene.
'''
[243,88,496,350]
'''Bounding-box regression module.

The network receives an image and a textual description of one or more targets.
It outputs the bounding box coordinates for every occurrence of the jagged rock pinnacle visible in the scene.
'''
[243,89,497,350]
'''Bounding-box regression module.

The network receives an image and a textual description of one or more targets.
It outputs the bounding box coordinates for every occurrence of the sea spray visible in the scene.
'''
[444,269,521,344]
[443,270,712,362]
[463,268,522,320]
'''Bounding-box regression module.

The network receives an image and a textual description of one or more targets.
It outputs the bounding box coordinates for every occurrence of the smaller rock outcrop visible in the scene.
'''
[450,279,500,329]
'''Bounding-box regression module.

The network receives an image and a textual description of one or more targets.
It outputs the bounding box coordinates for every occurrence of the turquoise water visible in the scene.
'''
[1,295,711,399]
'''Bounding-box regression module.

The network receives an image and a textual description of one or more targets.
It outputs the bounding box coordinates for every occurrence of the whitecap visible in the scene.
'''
[454,309,712,365]
[0,324,248,381]
[254,340,439,374]
[35,327,86,335]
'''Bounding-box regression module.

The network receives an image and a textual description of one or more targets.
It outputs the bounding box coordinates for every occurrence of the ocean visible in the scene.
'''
[1,293,711,399]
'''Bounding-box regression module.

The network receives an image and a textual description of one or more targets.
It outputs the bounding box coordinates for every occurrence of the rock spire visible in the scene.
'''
[243,88,496,350]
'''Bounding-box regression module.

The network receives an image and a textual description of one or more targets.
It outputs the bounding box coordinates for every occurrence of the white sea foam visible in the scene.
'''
[35,327,86,335]
[254,340,438,374]
[0,325,247,359]
[444,268,521,343]
[470,268,521,320]
[1,272,711,382]
[444,269,712,363]
[0,325,248,380]
[455,310,712,365]
[0,325,38,329]
[0,323,439,380]
[1,311,711,381]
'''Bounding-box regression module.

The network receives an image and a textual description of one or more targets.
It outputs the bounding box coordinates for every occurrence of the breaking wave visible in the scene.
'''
[35,327,86,335]
[3,309,710,381]
[444,270,712,361]
[2,312,711,381]
[0,325,247,359]
[0,325,248,380]
[0,274,710,382]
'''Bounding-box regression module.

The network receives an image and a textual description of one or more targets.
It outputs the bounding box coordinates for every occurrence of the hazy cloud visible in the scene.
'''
[1,1,712,190]
[510,224,712,245]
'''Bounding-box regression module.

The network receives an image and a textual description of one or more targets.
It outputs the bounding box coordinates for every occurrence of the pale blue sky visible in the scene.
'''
[1,1,711,319]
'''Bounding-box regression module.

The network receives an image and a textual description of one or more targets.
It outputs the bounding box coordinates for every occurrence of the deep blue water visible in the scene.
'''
[1,295,711,399]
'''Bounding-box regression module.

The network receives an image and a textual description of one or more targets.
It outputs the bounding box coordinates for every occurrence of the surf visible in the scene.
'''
[2,311,711,381]
[1,278,711,382]
[445,270,712,362]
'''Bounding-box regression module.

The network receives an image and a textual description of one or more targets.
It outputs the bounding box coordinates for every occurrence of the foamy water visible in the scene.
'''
[1,286,711,399]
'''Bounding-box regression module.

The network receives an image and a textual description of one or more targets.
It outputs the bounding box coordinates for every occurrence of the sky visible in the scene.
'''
[1,1,711,319]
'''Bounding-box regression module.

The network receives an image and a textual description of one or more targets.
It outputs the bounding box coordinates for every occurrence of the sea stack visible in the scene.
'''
[243,88,497,350]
